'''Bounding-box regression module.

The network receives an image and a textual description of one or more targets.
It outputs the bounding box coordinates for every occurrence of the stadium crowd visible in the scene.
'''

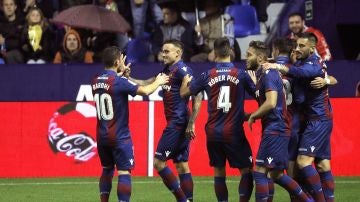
[0,0,297,64]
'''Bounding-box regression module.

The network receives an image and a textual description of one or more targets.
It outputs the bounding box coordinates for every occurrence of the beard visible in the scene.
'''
[246,60,259,71]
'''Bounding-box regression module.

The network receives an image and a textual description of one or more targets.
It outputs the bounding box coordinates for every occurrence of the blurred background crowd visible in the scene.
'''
[0,0,290,64]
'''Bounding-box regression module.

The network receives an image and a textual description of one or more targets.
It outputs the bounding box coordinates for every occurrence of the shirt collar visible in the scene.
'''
[215,62,234,68]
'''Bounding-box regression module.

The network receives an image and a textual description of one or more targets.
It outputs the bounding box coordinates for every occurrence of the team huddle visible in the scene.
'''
[91,33,335,202]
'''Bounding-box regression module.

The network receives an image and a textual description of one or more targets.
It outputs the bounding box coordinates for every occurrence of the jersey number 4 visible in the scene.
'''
[217,86,232,113]
[94,93,114,120]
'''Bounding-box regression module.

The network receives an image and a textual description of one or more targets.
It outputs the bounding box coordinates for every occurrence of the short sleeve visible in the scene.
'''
[189,72,208,95]
[263,70,281,92]
[177,65,193,78]
[118,77,139,97]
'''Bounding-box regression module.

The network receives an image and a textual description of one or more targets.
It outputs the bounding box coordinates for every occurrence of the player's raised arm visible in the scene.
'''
[136,73,169,95]
[118,52,156,85]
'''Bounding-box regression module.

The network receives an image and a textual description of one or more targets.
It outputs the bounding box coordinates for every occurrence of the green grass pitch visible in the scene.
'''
[0,176,359,201]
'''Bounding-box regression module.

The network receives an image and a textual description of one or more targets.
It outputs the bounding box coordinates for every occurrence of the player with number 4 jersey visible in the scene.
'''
[181,37,256,202]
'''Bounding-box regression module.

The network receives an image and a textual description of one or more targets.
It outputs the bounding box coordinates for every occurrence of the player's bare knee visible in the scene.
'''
[296,155,314,168]
[240,167,252,175]
[153,158,166,171]
[117,170,130,175]
[175,162,190,174]
[315,159,331,172]
[268,170,283,180]
[214,167,226,177]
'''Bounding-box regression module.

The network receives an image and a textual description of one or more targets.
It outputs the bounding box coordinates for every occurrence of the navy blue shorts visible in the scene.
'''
[97,139,135,170]
[288,118,301,161]
[207,138,253,169]
[155,125,190,163]
[298,119,333,160]
[256,134,290,170]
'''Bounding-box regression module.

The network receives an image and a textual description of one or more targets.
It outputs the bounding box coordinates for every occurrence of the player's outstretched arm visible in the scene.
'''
[263,62,289,74]
[129,76,156,86]
[136,73,169,95]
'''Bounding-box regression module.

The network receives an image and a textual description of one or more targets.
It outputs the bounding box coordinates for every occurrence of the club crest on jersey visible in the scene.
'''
[249,156,253,163]
[310,146,316,152]
[181,66,187,72]
[267,157,274,164]
[129,159,134,165]
[48,102,97,162]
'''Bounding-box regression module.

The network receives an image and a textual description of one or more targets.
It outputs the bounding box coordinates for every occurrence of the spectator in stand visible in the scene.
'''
[53,29,93,64]
[21,7,53,63]
[190,0,236,62]
[60,0,92,10]
[20,0,59,19]
[130,0,163,38]
[97,0,129,50]
[151,2,196,62]
[231,0,269,34]
[0,0,25,64]
[288,12,332,61]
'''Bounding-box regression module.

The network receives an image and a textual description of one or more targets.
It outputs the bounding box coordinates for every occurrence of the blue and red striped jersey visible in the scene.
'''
[189,62,256,142]
[91,70,139,146]
[256,67,290,136]
[161,60,193,125]
[287,54,333,120]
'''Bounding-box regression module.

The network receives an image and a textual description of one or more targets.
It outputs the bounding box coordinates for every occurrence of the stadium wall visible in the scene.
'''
[0,62,359,177]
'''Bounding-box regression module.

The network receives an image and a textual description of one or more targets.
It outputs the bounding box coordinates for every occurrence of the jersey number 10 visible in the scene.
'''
[94,93,114,120]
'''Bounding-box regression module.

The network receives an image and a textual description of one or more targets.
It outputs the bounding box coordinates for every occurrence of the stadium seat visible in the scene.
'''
[125,38,152,63]
[225,4,260,37]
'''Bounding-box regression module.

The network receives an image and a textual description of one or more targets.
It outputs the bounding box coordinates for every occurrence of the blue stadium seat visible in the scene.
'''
[225,4,260,37]
[125,38,152,63]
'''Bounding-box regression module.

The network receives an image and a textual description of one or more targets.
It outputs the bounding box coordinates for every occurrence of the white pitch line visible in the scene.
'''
[0,180,359,186]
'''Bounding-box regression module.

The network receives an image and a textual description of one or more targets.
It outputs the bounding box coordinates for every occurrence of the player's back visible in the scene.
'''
[203,62,255,142]
[91,70,138,146]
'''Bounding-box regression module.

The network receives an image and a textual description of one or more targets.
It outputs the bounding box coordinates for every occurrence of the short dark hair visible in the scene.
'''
[159,2,180,13]
[163,39,184,51]
[214,37,231,58]
[299,32,318,44]
[272,38,296,56]
[102,46,121,68]
[289,12,304,20]
[249,40,269,58]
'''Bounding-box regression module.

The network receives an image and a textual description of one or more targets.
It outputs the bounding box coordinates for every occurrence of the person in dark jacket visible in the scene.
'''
[0,0,25,64]
[53,29,93,64]
[21,7,53,63]
[151,3,196,62]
